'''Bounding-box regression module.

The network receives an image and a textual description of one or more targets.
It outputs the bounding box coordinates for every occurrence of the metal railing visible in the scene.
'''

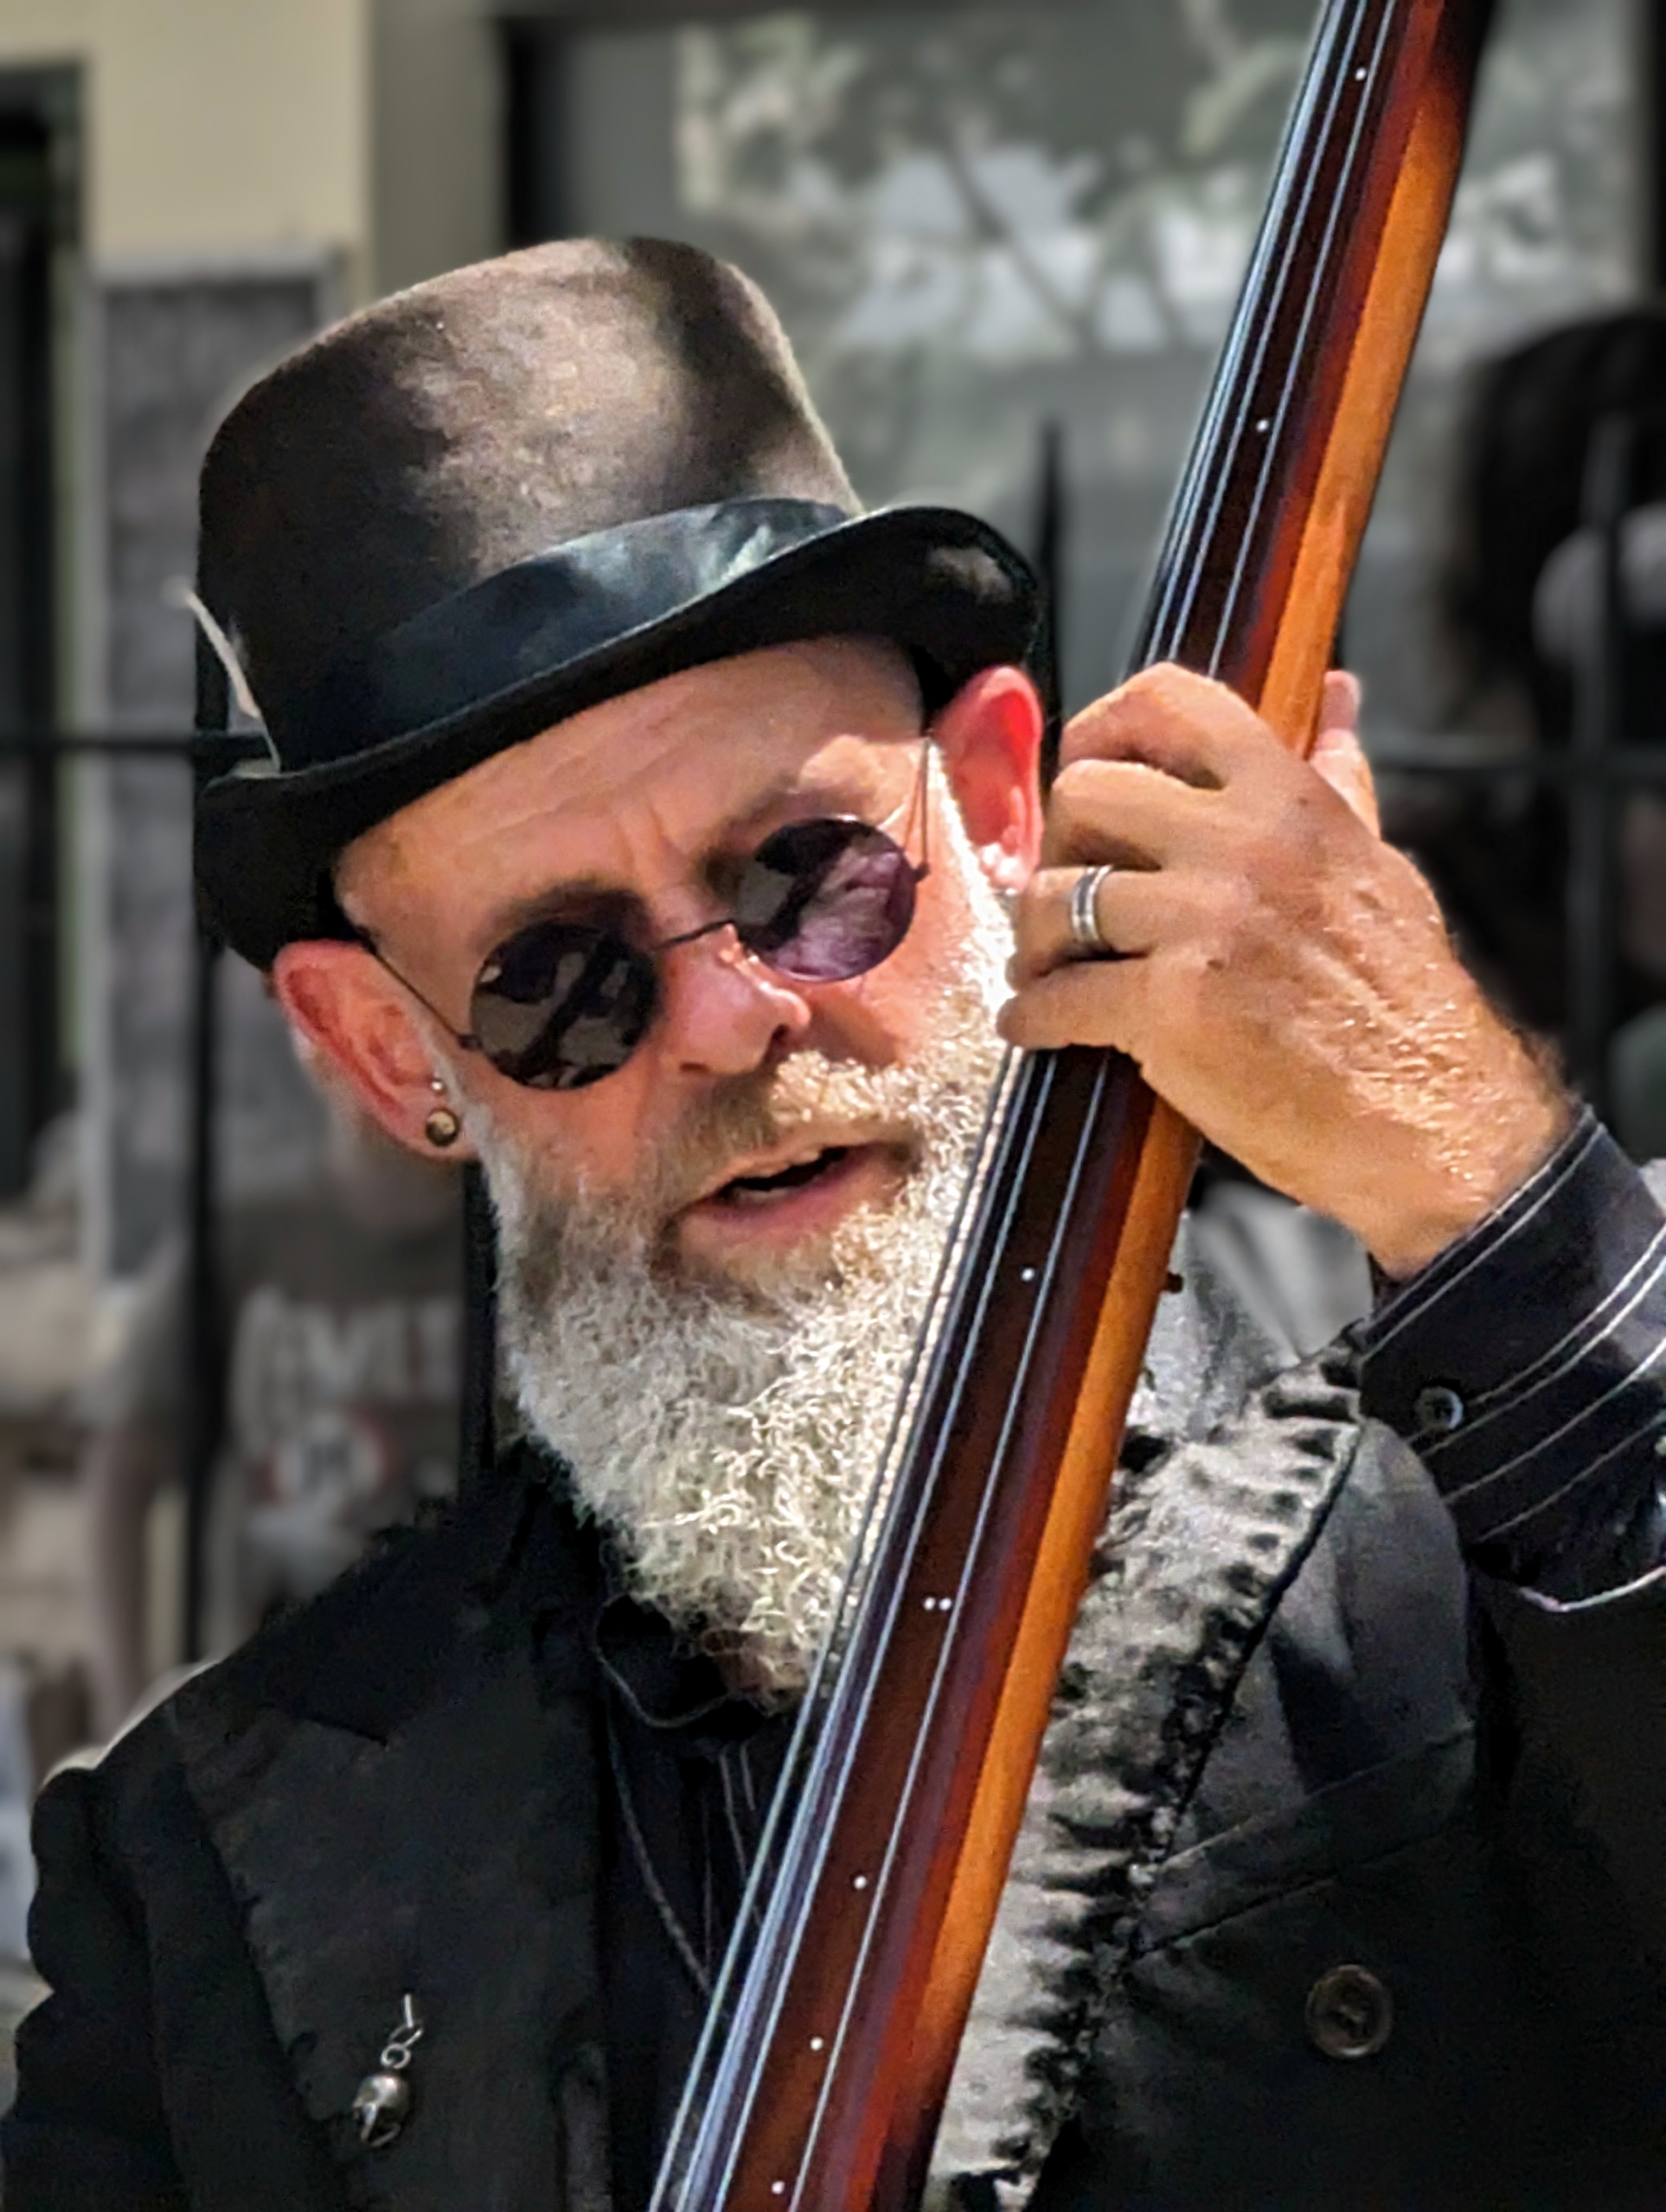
[0,433,1656,1651]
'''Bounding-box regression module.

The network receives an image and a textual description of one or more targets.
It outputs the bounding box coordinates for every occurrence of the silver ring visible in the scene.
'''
[1068,864,1115,956]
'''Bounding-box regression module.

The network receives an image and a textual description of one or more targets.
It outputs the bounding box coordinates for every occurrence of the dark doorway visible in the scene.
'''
[503,19,571,249]
[0,77,66,1197]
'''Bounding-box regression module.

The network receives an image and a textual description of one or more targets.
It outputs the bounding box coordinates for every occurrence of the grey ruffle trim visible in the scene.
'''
[931,1346,1363,2201]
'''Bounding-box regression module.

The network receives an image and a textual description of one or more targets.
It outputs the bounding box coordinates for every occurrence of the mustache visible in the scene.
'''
[620,1050,953,1227]
[500,1050,931,1304]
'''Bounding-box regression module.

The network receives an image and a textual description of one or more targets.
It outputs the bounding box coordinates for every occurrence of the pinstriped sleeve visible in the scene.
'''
[1353,1111,1666,1596]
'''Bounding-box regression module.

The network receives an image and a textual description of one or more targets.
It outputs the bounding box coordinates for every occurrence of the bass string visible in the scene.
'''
[675,1079,1048,2202]
[659,1049,1039,2192]
[709,0,1398,2118]
[757,0,1419,2155]
[1149,0,1393,677]
[1148,0,1364,664]
[1204,0,1400,676]
[767,1054,1115,2204]
[663,777,1061,2196]
[758,1057,1061,2116]
[667,8,1418,2177]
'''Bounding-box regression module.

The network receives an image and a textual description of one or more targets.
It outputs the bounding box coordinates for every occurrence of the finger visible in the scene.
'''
[1043,756,1219,871]
[1309,712,1380,836]
[998,955,1145,1055]
[1059,661,1272,788]
[1317,668,1361,744]
[1010,863,1199,978]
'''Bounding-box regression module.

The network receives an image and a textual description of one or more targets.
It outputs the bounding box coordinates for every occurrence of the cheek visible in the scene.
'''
[911,856,1002,992]
[813,905,960,1067]
[470,1057,660,1198]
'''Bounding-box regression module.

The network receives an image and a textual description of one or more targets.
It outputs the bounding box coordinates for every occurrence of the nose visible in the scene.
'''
[657,924,814,1078]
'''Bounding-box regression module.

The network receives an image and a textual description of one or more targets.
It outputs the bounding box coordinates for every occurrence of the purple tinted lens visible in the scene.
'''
[733,818,917,983]
[470,919,657,1090]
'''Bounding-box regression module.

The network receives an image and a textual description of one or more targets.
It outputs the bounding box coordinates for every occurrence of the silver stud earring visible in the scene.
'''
[423,1075,460,1150]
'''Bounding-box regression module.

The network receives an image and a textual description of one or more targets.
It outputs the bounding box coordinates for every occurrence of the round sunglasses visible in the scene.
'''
[356,771,931,1093]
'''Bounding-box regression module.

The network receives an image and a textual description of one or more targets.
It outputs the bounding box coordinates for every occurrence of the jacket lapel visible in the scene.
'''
[168,1471,608,2212]
[932,1218,1367,2200]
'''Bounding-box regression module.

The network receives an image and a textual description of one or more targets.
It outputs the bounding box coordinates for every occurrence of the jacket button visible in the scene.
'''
[1413,1382,1465,1435]
[1305,1964,1393,2059]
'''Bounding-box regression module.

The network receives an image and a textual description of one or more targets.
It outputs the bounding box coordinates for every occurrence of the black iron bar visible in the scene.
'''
[1567,415,1632,1114]
[0,731,264,758]
[1033,419,1066,782]
[1647,0,1666,289]
[11,729,1666,783]
[12,634,1666,1583]
[1371,745,1666,782]
[459,1162,497,1493]
[182,661,230,1662]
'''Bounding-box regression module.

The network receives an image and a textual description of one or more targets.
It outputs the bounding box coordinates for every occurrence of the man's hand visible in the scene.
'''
[1000,663,1571,1279]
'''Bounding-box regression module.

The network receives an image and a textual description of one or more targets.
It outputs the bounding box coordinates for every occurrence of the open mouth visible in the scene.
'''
[715,1147,854,1206]
[674,1134,915,1264]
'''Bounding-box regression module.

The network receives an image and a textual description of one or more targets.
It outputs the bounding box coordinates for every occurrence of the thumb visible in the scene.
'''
[1308,668,1379,835]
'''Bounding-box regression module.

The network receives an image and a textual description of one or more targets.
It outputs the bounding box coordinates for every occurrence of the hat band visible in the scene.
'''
[278,497,853,772]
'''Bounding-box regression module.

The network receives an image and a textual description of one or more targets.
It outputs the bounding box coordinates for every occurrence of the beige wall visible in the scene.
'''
[0,0,813,304]
[366,0,855,299]
[0,0,370,274]
[372,0,501,296]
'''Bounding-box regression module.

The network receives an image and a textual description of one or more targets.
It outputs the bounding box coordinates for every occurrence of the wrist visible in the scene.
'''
[1364,1076,1575,1282]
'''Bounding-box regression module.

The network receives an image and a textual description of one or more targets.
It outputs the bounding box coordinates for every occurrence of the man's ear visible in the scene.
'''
[271,939,477,1161]
[930,665,1045,895]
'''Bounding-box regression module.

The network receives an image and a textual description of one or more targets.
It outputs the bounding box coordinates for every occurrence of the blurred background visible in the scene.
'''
[0,0,1659,2092]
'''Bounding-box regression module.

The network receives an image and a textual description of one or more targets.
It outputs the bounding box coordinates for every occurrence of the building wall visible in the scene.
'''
[0,0,380,1274]
[371,0,501,297]
[0,0,369,274]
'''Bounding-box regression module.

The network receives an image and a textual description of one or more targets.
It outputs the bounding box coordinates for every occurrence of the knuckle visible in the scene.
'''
[1047,761,1110,844]
[1058,692,1123,767]
[1237,787,1321,892]
[1206,873,1260,957]
[1050,758,1094,812]
[1133,661,1189,711]
[1165,940,1222,1024]
[1009,888,1050,967]
[1135,659,1226,723]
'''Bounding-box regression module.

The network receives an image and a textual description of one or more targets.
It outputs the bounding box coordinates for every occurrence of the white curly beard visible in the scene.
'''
[466,819,1013,1695]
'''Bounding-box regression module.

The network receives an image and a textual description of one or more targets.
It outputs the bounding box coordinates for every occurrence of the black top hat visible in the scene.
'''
[193,237,1039,970]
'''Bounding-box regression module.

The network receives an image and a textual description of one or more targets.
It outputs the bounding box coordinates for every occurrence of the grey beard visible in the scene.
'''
[469,853,1013,1693]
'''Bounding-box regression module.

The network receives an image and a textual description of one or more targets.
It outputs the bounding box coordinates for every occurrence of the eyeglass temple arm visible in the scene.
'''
[345,925,488,1055]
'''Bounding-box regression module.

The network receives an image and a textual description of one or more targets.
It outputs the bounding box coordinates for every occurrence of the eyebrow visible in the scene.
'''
[467,762,892,956]
[471,873,633,957]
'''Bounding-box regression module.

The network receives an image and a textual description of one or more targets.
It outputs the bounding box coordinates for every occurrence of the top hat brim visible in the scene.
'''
[195,503,1039,970]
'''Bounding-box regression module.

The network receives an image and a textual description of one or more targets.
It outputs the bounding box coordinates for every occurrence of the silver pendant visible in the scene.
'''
[350,1994,424,2149]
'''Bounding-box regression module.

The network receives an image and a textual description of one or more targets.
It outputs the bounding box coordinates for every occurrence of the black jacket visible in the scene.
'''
[7,1153,1666,2209]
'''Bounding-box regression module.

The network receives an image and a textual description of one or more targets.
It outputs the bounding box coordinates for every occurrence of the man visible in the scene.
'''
[5,240,1664,2209]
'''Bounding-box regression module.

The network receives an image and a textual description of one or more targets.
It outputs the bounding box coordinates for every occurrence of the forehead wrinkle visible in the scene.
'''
[337,637,923,937]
